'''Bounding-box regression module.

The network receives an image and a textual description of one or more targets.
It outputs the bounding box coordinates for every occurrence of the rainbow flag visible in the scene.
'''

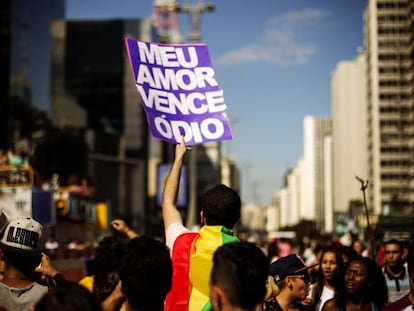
[165,226,239,311]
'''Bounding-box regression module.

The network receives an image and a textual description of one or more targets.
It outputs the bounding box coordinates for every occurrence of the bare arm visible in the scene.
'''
[161,137,191,234]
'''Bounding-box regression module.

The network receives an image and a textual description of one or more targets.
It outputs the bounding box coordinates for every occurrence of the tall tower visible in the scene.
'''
[50,18,154,232]
[331,52,368,214]
[302,116,332,231]
[10,0,65,111]
[364,0,414,218]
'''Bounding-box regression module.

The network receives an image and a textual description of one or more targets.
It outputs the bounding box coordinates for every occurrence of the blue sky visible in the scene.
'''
[66,0,367,205]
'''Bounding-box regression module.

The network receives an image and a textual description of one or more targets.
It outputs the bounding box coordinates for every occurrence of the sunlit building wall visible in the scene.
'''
[364,0,414,216]
[286,163,301,226]
[324,135,334,233]
[331,53,368,213]
[302,116,332,229]
[241,203,268,232]
[276,188,289,228]
[266,202,280,232]
[296,157,307,220]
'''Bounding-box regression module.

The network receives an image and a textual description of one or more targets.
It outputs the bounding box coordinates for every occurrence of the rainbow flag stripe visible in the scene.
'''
[165,226,239,311]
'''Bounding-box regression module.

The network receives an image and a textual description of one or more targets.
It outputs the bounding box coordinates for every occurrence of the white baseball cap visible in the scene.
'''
[0,217,43,258]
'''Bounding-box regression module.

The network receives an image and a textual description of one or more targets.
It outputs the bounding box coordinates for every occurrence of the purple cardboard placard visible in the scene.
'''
[125,38,233,146]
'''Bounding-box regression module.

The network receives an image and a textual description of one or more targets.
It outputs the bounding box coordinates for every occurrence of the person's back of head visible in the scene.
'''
[35,281,103,311]
[120,236,172,311]
[210,241,268,311]
[202,184,241,229]
[93,236,125,303]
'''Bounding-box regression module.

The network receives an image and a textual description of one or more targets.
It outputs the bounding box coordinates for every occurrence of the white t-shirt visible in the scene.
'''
[315,286,335,311]
[165,222,190,251]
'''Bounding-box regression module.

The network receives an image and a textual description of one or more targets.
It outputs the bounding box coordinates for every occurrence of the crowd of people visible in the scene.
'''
[0,138,413,311]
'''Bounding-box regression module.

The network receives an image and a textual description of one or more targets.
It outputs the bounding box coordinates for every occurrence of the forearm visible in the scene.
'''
[126,229,139,239]
[162,153,185,229]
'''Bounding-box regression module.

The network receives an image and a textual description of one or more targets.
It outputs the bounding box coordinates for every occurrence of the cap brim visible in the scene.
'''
[0,212,8,233]
[0,242,41,258]
[294,262,318,274]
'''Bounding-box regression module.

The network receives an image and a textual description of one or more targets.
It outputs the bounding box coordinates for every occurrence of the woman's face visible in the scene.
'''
[321,251,338,281]
[344,259,367,295]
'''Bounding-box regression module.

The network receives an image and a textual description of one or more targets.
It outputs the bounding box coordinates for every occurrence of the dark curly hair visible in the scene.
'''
[35,282,102,311]
[93,236,126,304]
[336,256,388,309]
[119,236,172,311]
[201,184,241,229]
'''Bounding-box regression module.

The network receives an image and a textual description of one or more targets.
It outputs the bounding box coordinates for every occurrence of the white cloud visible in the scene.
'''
[215,9,330,67]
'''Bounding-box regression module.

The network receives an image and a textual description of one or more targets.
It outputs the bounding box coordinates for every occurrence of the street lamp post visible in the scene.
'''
[176,0,215,229]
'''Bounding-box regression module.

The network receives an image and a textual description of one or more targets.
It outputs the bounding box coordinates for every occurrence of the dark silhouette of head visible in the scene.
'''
[201,184,241,229]
[93,236,126,304]
[210,241,268,310]
[35,282,103,311]
[120,236,172,311]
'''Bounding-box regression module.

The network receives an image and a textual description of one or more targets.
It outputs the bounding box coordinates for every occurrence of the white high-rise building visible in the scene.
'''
[271,117,331,231]
[331,52,368,214]
[302,116,332,230]
[324,135,334,233]
[364,0,414,216]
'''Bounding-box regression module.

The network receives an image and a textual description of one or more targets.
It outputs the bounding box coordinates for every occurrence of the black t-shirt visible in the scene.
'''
[264,299,313,311]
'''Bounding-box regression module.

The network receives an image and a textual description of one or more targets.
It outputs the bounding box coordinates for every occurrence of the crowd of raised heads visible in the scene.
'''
[1,138,414,311]
[0,215,413,311]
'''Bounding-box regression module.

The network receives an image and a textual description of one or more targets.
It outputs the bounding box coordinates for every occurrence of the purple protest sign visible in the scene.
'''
[125,38,233,146]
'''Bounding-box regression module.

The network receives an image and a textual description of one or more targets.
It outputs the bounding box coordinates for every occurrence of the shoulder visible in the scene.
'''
[321,297,339,311]
[382,295,411,311]
[166,222,191,250]
[32,282,49,295]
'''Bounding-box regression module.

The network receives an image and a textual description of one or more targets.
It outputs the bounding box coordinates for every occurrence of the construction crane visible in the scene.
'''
[176,0,214,43]
[152,0,215,229]
[152,0,214,43]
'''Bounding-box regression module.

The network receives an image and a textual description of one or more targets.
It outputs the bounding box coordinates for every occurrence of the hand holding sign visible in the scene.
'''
[125,38,233,145]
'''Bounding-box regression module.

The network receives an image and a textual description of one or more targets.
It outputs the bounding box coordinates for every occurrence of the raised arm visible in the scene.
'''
[111,219,139,240]
[161,137,191,234]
